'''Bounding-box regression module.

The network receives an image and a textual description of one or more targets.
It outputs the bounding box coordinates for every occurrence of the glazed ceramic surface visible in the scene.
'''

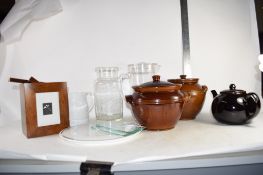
[168,75,208,120]
[125,75,188,130]
[211,84,261,125]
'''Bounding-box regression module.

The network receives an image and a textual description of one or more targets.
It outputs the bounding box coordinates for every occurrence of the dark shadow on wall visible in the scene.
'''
[0,0,14,74]
[0,0,15,24]
[255,0,263,97]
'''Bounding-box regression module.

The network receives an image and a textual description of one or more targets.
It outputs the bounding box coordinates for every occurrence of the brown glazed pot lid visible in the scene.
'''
[220,84,246,95]
[168,75,199,84]
[168,75,204,91]
[132,75,182,93]
[131,75,185,104]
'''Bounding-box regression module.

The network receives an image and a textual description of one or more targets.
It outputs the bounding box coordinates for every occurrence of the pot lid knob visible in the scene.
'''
[153,75,160,82]
[180,75,187,79]
[229,84,236,90]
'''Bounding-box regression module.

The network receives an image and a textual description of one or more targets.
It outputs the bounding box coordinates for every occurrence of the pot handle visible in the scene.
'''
[182,91,191,104]
[125,95,133,105]
[202,85,208,93]
[244,92,261,120]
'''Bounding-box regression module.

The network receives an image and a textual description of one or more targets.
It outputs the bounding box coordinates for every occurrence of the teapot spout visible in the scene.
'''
[211,90,218,98]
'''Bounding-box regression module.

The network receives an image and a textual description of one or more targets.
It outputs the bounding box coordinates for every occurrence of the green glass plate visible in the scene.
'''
[59,120,144,145]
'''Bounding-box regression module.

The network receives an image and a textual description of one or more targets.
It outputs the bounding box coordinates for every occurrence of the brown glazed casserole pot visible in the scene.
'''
[125,75,188,130]
[168,75,208,120]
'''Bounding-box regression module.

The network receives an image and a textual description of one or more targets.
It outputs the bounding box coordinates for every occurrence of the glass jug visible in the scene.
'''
[94,67,123,121]
[121,62,160,95]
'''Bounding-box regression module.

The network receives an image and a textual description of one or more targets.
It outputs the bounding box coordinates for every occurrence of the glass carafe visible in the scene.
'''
[94,67,123,121]
[128,62,160,86]
[121,62,160,95]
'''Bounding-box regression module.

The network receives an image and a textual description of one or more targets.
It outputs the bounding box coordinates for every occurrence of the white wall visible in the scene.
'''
[189,0,261,112]
[0,0,260,122]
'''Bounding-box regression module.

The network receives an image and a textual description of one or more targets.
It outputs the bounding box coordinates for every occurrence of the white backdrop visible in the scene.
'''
[0,0,260,124]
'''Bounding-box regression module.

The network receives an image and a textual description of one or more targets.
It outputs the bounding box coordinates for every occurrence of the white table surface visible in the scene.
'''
[1,112,263,172]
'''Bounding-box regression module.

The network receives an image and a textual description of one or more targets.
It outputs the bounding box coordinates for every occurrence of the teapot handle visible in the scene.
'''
[244,92,261,120]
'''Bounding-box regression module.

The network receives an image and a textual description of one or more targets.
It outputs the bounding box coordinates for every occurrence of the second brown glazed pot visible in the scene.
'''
[168,75,208,120]
[125,75,189,130]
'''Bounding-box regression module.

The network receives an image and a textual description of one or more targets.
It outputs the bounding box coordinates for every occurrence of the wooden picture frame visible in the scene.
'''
[20,82,69,138]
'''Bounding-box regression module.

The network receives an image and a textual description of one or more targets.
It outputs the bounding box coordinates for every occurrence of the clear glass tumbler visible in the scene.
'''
[94,67,123,121]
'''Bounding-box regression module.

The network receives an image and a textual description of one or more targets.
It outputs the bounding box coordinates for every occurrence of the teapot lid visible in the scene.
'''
[220,84,246,95]
[132,75,181,93]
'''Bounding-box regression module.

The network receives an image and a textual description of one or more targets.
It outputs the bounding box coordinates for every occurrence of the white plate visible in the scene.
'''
[59,120,144,146]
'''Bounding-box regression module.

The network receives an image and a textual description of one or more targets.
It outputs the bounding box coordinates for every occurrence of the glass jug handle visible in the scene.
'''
[119,73,131,97]
[86,92,94,112]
